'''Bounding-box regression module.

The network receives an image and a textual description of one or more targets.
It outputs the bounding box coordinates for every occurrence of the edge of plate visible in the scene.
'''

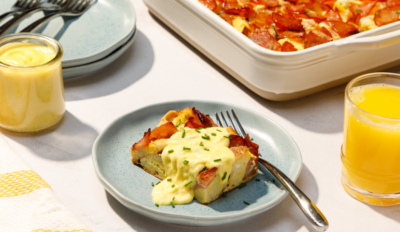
[92,100,303,226]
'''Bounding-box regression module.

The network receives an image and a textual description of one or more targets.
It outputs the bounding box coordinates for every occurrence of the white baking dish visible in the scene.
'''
[144,0,400,101]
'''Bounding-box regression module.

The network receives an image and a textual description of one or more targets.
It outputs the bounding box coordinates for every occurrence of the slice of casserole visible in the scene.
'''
[131,107,259,205]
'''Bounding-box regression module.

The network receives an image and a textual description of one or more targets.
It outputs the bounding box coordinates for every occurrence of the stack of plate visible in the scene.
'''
[0,0,136,79]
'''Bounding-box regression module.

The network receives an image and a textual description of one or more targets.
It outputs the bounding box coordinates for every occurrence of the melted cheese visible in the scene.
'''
[232,17,249,32]
[333,0,361,22]
[278,38,305,50]
[319,22,341,40]
[152,127,235,205]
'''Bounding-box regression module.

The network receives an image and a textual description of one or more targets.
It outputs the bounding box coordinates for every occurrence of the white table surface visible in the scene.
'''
[2,0,400,231]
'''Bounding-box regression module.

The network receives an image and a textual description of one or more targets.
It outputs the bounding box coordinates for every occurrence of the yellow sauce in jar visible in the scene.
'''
[0,39,65,132]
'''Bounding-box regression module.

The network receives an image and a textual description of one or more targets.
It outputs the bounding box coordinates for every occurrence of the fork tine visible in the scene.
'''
[15,0,27,7]
[214,113,222,127]
[226,111,241,136]
[231,110,247,137]
[79,0,90,11]
[219,111,229,127]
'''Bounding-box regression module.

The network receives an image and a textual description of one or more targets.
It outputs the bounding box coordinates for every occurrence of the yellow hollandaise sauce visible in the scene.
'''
[0,42,64,132]
[152,127,235,205]
[343,84,400,198]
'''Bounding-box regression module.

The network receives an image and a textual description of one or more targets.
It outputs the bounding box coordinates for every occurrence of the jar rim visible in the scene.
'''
[0,33,63,69]
[345,72,400,121]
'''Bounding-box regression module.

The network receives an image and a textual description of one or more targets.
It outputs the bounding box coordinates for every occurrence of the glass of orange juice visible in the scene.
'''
[0,33,64,132]
[342,72,400,205]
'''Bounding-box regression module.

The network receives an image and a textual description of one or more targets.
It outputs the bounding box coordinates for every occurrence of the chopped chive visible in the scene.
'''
[239,183,247,189]
[200,141,204,146]
[354,9,362,12]
[205,167,208,171]
[273,179,276,183]
[182,129,186,138]
[376,11,380,17]
[214,158,221,162]
[204,148,210,151]
[236,144,239,147]
[269,44,273,50]
[185,181,193,187]
[195,129,201,133]
[199,127,204,130]
[173,197,175,201]
[343,5,349,8]
[183,147,191,151]
[224,136,231,139]
[266,25,270,28]
[155,203,159,207]
[222,172,227,180]
[156,181,161,185]
[167,178,172,182]
[397,11,400,15]
[299,1,304,3]
[168,150,174,154]
[183,160,189,164]
[172,184,175,188]
[217,129,222,132]
[243,201,250,205]
[170,202,175,208]
[272,25,279,37]
[256,179,260,182]
[251,138,254,141]
[211,133,217,136]
[208,124,213,128]
[175,119,181,127]
[152,182,154,186]
[247,147,253,150]
[222,194,227,197]
[202,136,210,140]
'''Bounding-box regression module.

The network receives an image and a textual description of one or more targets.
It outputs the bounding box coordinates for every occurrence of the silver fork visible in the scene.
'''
[215,110,329,232]
[0,0,40,23]
[0,0,64,37]
[20,0,91,33]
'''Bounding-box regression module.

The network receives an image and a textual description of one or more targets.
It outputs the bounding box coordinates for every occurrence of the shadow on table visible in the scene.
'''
[0,110,98,161]
[106,164,318,232]
[368,205,400,224]
[150,13,345,134]
[63,30,154,101]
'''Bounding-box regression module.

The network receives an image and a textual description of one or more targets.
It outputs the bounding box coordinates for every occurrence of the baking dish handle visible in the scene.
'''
[330,29,400,58]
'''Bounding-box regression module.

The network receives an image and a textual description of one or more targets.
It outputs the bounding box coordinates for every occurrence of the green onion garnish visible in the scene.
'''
[183,160,189,164]
[202,136,210,140]
[214,158,221,162]
[269,45,273,50]
[222,194,227,198]
[256,179,260,182]
[273,179,276,183]
[224,136,231,139]
[239,183,247,189]
[243,201,250,205]
[205,167,208,171]
[195,129,201,133]
[251,138,254,141]
[175,119,181,127]
[247,147,252,150]
[183,147,191,150]
[172,184,175,188]
[217,129,222,132]
[185,181,192,187]
[167,178,172,182]
[170,202,175,208]
[172,197,175,201]
[156,181,161,185]
[199,127,203,130]
[155,203,159,207]
[211,133,217,136]
[199,141,204,146]
[222,172,227,180]
[354,9,362,12]
[168,150,174,153]
[204,148,210,151]
[272,25,279,36]
[152,182,154,186]
[182,129,186,138]
[208,124,213,128]
[376,11,380,17]
[397,11,400,14]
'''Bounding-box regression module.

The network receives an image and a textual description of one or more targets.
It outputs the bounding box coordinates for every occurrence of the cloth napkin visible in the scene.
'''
[0,133,91,232]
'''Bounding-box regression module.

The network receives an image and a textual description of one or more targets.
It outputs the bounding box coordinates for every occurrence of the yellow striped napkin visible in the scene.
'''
[0,133,91,232]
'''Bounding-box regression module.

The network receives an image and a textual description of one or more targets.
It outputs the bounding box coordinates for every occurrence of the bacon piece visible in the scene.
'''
[374,9,399,26]
[281,41,298,51]
[320,27,333,39]
[325,9,342,21]
[287,4,306,14]
[304,31,332,48]
[272,12,303,30]
[131,129,151,152]
[387,0,400,8]
[250,0,280,7]
[249,30,282,50]
[326,21,359,38]
[185,107,218,129]
[351,1,377,17]
[277,30,305,40]
[229,134,259,157]
[223,0,241,10]
[199,0,217,11]
[225,7,252,17]
[196,167,218,189]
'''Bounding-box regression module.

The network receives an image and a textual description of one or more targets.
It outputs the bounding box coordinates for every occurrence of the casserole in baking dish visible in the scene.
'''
[144,0,400,100]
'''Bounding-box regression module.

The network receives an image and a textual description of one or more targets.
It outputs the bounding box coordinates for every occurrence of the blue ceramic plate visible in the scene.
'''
[92,101,302,226]
[0,0,136,68]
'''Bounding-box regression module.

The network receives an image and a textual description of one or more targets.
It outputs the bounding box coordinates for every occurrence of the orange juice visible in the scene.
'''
[342,84,400,198]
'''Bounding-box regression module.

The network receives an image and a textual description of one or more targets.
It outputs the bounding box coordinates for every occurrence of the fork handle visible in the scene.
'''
[0,10,21,23]
[258,157,329,232]
[0,7,45,37]
[20,11,63,33]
